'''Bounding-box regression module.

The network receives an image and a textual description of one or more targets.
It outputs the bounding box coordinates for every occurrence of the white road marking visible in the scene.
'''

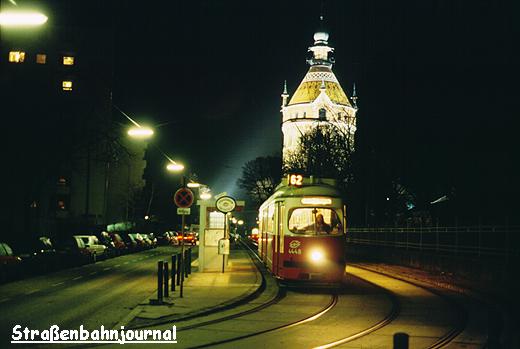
[0,298,10,303]
[89,271,97,276]
[72,276,83,280]
[103,267,111,271]
[25,289,40,295]
[114,264,121,268]
[52,282,64,287]
[123,262,129,265]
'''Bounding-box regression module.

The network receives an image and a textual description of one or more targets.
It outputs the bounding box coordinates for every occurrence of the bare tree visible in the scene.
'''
[237,156,282,208]
[283,122,355,188]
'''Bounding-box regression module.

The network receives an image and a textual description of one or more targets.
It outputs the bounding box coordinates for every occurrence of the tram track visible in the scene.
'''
[191,252,467,349]
[180,242,340,347]
[179,243,397,348]
[324,263,469,349]
[352,263,469,349]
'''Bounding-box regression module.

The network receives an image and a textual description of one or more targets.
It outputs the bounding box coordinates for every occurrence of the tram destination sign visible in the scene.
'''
[288,174,304,187]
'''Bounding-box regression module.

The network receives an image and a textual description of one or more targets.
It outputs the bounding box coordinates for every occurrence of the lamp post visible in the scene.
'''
[0,11,48,26]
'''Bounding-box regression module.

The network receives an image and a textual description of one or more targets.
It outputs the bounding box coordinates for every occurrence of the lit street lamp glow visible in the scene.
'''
[200,192,212,200]
[127,127,154,138]
[166,162,184,172]
[187,182,201,188]
[0,11,48,26]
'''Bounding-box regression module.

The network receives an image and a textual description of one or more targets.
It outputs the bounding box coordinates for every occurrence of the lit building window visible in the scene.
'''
[36,53,46,64]
[9,51,25,63]
[63,56,74,65]
[62,80,73,91]
[57,177,67,185]
[57,200,66,210]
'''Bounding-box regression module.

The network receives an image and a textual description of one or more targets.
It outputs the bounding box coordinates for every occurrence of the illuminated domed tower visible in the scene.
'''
[281,21,357,163]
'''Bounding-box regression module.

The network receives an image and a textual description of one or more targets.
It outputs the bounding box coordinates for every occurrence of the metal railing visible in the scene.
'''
[347,226,520,258]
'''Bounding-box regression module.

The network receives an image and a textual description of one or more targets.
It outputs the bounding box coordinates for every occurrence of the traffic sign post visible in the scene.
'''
[174,188,194,208]
[215,196,236,273]
[174,187,194,298]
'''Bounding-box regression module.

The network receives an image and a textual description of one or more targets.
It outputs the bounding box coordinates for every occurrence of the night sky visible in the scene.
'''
[11,0,520,217]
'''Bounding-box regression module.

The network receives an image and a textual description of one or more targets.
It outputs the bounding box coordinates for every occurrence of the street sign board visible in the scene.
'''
[174,188,194,208]
[215,196,236,213]
[177,207,191,215]
[218,238,230,255]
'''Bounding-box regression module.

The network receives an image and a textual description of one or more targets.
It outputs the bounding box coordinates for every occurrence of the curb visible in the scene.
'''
[123,245,269,329]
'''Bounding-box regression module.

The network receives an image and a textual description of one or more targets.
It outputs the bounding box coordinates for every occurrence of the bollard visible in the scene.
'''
[176,253,181,286]
[180,253,184,298]
[188,248,192,275]
[184,250,189,278]
[171,255,176,292]
[393,332,409,349]
[163,261,169,298]
[157,261,164,303]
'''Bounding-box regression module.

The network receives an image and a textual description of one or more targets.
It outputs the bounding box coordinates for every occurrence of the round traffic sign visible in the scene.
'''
[174,188,194,208]
[215,196,236,213]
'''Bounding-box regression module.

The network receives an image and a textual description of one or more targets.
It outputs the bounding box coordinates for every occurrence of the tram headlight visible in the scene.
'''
[310,249,325,264]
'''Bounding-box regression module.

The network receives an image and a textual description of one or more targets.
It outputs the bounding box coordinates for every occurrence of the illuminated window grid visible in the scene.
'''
[9,51,25,63]
[63,56,74,65]
[62,80,73,91]
[36,53,47,64]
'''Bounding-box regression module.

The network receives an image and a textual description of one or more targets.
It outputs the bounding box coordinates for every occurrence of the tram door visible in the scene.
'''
[273,203,284,275]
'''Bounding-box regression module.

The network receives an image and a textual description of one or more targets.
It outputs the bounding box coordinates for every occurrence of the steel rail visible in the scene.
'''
[351,264,468,349]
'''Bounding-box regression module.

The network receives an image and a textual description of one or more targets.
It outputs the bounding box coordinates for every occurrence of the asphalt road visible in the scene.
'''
[0,246,185,347]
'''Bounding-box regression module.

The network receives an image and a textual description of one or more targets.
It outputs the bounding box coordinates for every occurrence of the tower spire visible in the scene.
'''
[351,83,358,108]
[307,15,334,67]
[281,80,289,108]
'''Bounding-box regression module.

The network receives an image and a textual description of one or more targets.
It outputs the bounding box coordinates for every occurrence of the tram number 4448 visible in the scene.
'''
[288,248,302,255]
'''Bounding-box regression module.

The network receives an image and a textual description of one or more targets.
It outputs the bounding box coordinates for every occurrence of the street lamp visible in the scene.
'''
[0,11,48,26]
[127,126,154,138]
[199,191,212,200]
[185,180,212,200]
[166,161,184,172]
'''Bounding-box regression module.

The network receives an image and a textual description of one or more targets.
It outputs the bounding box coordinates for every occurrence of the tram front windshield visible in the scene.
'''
[288,208,342,235]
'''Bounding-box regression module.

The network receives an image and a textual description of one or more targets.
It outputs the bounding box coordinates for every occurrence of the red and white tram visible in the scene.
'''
[258,175,347,284]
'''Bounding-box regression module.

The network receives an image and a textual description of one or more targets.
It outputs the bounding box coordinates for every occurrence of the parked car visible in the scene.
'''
[157,232,172,246]
[120,232,138,252]
[128,233,148,250]
[0,242,23,283]
[74,235,108,261]
[141,233,157,248]
[169,232,180,245]
[109,233,127,254]
[18,236,60,274]
[180,232,197,246]
[53,236,92,266]
[95,232,117,257]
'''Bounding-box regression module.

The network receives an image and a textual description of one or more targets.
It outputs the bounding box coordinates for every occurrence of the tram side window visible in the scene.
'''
[262,208,268,234]
[288,208,342,235]
[267,204,275,233]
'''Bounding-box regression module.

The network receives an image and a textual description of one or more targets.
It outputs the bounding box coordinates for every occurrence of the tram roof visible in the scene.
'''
[261,177,342,208]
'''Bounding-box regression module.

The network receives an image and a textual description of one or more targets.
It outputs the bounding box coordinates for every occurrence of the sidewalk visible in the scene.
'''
[116,247,262,329]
